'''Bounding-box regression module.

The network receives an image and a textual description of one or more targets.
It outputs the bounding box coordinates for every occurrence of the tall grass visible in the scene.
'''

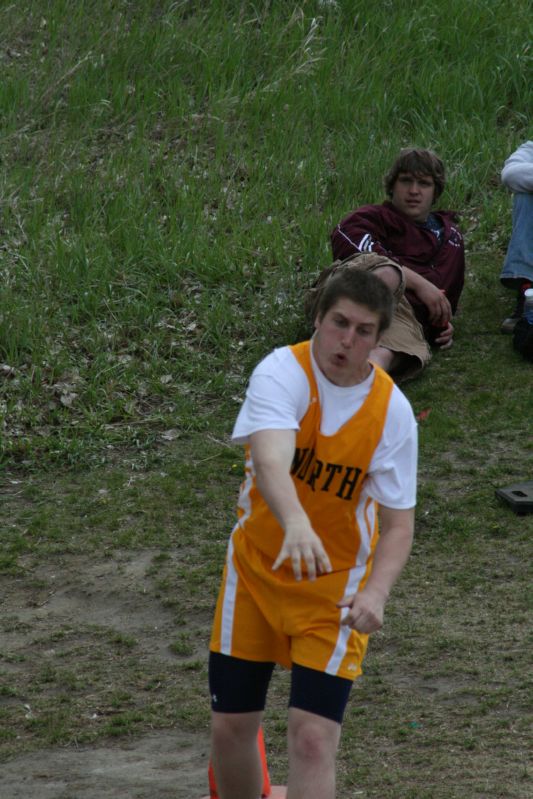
[0,0,531,466]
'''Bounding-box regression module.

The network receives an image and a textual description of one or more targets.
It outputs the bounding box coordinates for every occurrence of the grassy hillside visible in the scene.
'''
[1,0,531,465]
[1,3,532,798]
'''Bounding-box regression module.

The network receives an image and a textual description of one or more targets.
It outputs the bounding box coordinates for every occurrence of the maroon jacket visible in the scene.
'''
[331,201,465,341]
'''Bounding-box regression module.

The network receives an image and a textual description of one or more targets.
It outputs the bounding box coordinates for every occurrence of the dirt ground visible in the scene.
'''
[0,730,209,799]
[2,521,531,798]
[0,550,213,799]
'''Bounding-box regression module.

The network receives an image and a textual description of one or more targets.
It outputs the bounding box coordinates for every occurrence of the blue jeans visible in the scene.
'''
[500,193,533,286]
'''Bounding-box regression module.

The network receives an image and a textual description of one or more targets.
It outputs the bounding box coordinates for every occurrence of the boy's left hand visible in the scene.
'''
[337,588,386,634]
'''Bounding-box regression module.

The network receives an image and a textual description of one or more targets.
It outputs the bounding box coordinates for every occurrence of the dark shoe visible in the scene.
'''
[501,289,527,334]
[501,313,522,334]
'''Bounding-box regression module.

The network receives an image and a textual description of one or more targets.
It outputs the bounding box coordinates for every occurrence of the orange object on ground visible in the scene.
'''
[207,727,271,798]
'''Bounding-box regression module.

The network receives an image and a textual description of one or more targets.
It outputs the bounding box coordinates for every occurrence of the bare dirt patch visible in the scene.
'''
[0,730,209,799]
[0,551,212,799]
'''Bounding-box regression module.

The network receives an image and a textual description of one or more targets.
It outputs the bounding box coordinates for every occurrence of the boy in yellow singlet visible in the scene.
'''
[208,265,418,799]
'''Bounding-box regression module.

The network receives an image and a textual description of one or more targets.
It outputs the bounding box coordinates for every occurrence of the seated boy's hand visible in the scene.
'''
[416,281,452,327]
[434,321,454,349]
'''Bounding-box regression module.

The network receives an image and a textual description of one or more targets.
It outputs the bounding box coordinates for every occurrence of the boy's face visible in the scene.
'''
[391,172,435,223]
[313,298,380,386]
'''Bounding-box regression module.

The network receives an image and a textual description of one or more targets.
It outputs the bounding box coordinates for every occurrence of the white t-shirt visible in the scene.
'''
[232,344,418,510]
[501,141,533,193]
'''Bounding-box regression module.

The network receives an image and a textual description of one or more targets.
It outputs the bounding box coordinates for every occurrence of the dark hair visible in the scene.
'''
[384,147,446,200]
[315,268,393,334]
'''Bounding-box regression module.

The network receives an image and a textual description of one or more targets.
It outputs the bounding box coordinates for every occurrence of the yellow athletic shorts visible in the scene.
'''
[210,529,370,682]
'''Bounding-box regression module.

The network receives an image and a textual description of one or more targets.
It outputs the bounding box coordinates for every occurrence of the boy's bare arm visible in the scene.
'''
[250,429,332,581]
[338,506,414,633]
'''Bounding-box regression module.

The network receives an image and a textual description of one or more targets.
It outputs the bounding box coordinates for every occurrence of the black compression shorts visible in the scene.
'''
[209,652,352,724]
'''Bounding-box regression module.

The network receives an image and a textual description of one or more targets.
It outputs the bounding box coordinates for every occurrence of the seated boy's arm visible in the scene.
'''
[331,208,397,261]
[250,430,332,581]
[403,266,452,326]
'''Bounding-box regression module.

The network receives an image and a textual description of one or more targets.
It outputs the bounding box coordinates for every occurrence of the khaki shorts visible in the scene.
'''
[308,252,430,381]
[379,295,431,380]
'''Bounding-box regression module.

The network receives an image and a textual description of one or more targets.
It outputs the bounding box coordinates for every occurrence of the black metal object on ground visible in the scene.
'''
[495,481,533,514]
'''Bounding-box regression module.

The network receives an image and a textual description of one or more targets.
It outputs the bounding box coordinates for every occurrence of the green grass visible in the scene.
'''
[1,0,531,468]
[1,1,532,797]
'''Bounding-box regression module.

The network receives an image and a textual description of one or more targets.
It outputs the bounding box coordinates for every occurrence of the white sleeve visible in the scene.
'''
[501,141,533,193]
[231,348,310,444]
[364,386,418,509]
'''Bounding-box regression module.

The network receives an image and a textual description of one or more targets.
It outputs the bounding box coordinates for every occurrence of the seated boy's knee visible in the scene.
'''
[373,264,402,293]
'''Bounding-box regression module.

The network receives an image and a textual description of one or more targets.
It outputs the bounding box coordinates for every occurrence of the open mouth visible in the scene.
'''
[333,353,347,365]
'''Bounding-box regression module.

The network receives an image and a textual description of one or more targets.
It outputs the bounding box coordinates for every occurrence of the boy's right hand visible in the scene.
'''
[272,518,332,581]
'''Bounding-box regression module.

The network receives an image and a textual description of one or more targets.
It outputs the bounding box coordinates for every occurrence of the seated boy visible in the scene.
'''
[330,148,465,381]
